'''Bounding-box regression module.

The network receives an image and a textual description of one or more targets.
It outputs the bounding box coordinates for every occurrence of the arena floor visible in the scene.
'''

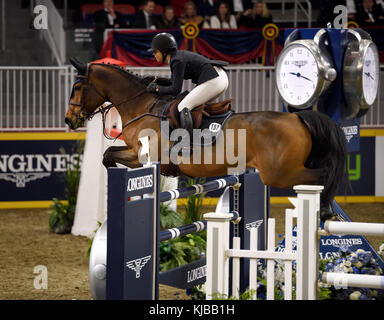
[0,203,383,300]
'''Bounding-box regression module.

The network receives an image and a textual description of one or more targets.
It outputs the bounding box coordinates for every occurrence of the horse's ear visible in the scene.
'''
[69,57,87,75]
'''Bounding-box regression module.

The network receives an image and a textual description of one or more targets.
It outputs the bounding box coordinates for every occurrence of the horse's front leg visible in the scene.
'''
[102,146,141,169]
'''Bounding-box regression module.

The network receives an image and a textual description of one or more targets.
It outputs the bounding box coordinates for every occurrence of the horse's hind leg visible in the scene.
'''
[279,166,337,221]
[103,146,140,169]
[283,166,325,187]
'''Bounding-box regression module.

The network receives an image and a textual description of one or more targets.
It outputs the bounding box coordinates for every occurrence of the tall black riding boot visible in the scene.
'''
[177,108,193,155]
[179,108,193,136]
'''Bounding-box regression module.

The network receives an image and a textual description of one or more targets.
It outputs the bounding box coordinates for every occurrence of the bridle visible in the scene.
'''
[68,63,162,140]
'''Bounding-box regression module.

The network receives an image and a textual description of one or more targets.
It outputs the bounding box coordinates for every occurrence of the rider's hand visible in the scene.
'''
[146,82,159,94]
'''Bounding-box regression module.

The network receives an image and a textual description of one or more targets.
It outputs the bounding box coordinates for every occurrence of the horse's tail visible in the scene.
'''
[297,110,348,208]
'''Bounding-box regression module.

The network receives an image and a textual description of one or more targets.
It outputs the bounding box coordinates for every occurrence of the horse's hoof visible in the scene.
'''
[320,208,334,222]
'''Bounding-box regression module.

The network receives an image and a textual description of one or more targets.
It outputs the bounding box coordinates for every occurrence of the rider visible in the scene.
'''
[147,32,229,136]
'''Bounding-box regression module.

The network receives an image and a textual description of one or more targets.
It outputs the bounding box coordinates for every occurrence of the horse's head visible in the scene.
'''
[65,58,106,130]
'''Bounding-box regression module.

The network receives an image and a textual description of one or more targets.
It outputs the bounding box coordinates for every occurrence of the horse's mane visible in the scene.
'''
[91,63,155,88]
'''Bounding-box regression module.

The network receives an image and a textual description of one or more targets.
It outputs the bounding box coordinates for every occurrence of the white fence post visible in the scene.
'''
[204,212,233,300]
[294,185,323,300]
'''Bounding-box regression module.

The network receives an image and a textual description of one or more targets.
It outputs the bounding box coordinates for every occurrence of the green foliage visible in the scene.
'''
[318,286,333,300]
[209,289,258,300]
[49,198,72,234]
[159,231,206,272]
[159,177,207,272]
[49,141,84,234]
[160,203,183,229]
[87,221,103,257]
[181,177,205,224]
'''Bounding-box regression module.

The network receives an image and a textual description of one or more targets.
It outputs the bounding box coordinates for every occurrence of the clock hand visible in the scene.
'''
[289,72,312,82]
[300,74,313,82]
[364,72,375,81]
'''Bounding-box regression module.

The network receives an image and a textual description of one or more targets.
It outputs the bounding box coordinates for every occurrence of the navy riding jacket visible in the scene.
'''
[157,50,228,96]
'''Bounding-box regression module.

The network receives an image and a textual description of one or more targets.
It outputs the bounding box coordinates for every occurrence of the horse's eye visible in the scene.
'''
[74,86,81,91]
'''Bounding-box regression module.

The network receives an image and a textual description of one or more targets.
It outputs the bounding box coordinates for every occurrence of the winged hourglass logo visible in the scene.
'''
[0,172,51,188]
[126,255,151,278]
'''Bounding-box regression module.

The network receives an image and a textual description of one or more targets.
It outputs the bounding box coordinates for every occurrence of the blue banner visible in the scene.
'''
[0,134,85,206]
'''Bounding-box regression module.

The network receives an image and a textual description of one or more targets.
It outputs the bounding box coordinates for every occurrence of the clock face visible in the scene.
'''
[362,43,379,106]
[276,44,319,107]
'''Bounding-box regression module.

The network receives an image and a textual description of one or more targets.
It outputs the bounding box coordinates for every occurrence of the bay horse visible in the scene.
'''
[64,59,347,221]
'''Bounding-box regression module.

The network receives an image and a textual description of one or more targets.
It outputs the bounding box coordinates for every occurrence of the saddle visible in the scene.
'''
[163,92,234,146]
[165,93,232,130]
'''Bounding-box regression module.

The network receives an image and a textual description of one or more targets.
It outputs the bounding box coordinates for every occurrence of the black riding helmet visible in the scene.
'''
[149,32,177,61]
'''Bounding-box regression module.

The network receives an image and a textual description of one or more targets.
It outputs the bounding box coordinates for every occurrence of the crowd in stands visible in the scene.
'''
[317,0,384,27]
[90,0,274,55]
[90,0,273,30]
[88,0,384,56]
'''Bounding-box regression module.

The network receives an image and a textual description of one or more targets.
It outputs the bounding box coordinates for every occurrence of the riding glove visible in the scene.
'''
[146,82,159,93]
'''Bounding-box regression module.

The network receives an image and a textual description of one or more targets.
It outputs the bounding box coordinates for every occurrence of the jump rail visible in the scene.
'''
[159,176,240,203]
[322,272,384,290]
[324,220,384,237]
[321,219,384,291]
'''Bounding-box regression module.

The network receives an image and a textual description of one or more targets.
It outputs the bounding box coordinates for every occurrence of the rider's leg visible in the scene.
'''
[177,67,229,135]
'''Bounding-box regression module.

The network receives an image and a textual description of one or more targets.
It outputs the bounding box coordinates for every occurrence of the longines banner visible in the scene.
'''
[0,133,85,207]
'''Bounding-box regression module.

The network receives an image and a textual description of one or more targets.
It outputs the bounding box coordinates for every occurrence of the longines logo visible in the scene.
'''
[126,255,151,278]
[0,154,82,188]
[126,175,153,192]
[320,237,363,249]
[292,60,308,68]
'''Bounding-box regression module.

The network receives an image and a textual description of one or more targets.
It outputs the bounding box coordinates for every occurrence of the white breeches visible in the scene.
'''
[177,66,229,112]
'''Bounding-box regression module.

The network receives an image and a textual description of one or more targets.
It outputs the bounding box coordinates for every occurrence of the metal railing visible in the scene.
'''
[265,0,312,27]
[0,65,383,131]
[0,66,76,131]
[294,0,312,28]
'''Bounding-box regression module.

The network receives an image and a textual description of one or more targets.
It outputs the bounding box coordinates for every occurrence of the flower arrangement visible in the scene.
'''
[378,243,384,261]
[187,244,384,300]
[319,247,384,300]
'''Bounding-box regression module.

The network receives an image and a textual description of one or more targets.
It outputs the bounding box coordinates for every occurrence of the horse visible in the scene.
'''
[64,59,348,221]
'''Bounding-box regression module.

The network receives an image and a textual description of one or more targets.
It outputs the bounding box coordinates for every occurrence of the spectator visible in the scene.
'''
[179,1,206,28]
[195,0,219,18]
[171,0,190,17]
[238,1,273,29]
[317,0,358,27]
[93,0,128,57]
[227,0,253,19]
[210,1,237,28]
[156,6,181,28]
[131,0,158,29]
[356,0,384,25]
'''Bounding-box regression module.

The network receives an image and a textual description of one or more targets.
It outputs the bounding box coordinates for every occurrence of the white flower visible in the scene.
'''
[379,243,384,252]
[344,261,352,267]
[342,266,352,273]
[356,249,366,254]
[349,291,362,300]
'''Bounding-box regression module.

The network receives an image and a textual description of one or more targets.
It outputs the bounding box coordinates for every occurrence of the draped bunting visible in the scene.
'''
[100,27,384,66]
[100,28,285,66]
